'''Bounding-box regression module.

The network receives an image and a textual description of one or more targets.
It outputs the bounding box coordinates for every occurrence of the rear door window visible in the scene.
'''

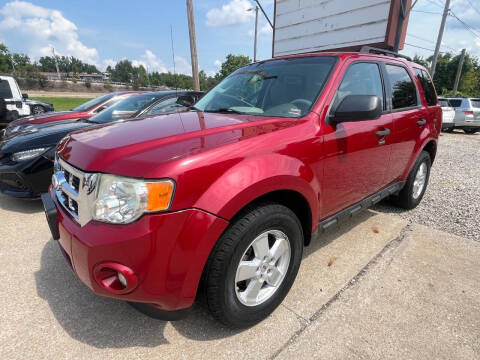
[0,80,13,99]
[386,65,417,110]
[439,100,450,107]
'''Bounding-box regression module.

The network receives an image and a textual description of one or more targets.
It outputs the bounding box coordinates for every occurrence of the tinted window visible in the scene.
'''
[386,65,417,109]
[90,93,162,124]
[413,69,437,106]
[439,100,450,107]
[73,93,115,112]
[194,56,337,118]
[470,99,480,108]
[335,62,384,110]
[449,99,462,108]
[147,97,186,115]
[0,80,13,99]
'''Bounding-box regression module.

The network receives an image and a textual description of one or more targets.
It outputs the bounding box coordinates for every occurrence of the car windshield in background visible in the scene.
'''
[89,93,161,124]
[194,56,337,118]
[72,93,115,112]
[470,99,480,108]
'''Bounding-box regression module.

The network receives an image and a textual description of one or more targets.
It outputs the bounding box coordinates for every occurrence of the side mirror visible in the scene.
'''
[331,95,382,124]
[22,93,29,100]
[176,95,194,108]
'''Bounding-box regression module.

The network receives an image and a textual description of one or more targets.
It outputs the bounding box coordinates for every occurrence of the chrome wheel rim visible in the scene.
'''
[412,162,427,199]
[235,230,291,307]
[33,106,45,114]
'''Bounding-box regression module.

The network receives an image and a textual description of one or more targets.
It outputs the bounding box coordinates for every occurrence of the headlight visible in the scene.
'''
[91,174,175,224]
[11,148,47,162]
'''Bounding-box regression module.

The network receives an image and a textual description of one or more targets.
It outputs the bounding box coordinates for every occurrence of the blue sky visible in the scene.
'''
[0,0,479,76]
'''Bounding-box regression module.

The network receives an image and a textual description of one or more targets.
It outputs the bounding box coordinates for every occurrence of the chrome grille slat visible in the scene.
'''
[53,157,95,226]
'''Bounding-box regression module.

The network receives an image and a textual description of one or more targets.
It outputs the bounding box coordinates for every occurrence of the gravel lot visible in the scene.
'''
[375,131,480,242]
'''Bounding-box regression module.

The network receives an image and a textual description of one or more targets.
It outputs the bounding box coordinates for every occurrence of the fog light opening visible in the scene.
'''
[93,262,138,295]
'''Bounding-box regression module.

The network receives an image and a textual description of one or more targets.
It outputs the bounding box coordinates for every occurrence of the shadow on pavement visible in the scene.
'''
[35,240,240,349]
[34,209,386,349]
[0,194,43,214]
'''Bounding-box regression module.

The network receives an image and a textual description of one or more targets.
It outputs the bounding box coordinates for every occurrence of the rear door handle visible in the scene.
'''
[417,119,427,126]
[376,128,390,137]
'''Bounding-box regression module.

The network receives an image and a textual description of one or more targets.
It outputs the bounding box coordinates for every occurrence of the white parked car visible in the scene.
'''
[439,97,455,132]
[448,97,480,134]
[0,76,31,126]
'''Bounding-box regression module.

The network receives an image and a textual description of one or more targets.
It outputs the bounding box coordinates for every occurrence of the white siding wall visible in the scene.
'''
[274,0,392,56]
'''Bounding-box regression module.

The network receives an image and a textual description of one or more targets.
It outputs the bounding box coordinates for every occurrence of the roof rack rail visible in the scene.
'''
[360,46,412,61]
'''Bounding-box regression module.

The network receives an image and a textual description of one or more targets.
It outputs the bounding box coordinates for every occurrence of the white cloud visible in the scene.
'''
[206,0,254,27]
[0,1,98,65]
[214,59,222,68]
[132,49,168,73]
[102,58,117,70]
[260,22,272,35]
[172,55,192,75]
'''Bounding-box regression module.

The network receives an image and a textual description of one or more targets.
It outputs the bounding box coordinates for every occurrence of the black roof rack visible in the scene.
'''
[360,46,412,61]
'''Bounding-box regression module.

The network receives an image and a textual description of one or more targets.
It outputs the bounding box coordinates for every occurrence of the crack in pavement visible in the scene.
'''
[270,222,413,360]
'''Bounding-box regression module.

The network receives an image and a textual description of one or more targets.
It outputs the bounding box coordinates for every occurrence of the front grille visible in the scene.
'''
[53,157,95,226]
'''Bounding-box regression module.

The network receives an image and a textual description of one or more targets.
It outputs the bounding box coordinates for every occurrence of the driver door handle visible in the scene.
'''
[376,128,390,137]
[417,119,427,126]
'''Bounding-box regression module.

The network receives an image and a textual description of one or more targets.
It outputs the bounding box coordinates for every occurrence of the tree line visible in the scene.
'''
[1,43,251,91]
[413,52,480,97]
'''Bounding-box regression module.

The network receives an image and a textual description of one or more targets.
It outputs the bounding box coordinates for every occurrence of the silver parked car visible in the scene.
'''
[439,98,455,132]
[448,97,480,134]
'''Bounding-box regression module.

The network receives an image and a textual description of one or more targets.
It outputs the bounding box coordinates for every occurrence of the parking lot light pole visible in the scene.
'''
[248,6,259,62]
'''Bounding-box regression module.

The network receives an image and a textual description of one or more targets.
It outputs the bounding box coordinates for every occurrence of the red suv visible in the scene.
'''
[42,51,441,327]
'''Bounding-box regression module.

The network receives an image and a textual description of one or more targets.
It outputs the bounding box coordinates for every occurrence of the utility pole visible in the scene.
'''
[254,6,259,61]
[186,0,200,91]
[452,48,466,97]
[51,47,61,80]
[431,0,450,78]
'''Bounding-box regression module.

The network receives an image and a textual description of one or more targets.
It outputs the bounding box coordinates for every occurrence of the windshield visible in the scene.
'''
[194,56,337,118]
[89,93,161,124]
[73,93,115,112]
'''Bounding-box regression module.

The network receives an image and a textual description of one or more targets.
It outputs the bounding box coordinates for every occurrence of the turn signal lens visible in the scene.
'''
[146,181,174,211]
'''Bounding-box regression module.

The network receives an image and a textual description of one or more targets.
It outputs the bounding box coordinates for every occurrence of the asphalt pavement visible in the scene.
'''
[1,193,478,359]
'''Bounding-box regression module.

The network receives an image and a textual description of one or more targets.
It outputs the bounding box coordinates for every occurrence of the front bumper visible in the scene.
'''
[45,189,229,311]
[0,155,53,198]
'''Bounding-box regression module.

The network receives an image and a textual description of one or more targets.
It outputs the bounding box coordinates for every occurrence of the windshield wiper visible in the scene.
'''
[204,108,247,114]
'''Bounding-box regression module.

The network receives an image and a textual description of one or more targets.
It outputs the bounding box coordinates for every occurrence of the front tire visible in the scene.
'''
[464,128,478,134]
[31,105,45,115]
[203,203,304,328]
[392,151,431,209]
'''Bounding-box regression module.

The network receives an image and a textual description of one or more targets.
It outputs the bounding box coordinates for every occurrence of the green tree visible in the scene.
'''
[218,54,251,80]
[0,43,12,73]
[111,59,134,83]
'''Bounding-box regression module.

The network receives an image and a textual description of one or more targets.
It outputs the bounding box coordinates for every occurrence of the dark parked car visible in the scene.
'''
[0,91,202,198]
[25,97,55,114]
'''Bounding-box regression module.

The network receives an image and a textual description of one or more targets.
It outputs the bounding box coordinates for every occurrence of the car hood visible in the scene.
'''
[58,111,296,177]
[9,110,88,126]
[0,120,93,154]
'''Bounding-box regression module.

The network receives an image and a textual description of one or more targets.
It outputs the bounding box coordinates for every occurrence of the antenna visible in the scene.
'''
[170,25,178,94]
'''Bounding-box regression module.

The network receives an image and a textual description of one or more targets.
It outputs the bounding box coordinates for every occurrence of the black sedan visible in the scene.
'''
[0,90,203,198]
[25,98,55,114]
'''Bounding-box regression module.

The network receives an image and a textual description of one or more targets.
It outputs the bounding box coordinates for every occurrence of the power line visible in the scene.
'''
[404,42,437,52]
[407,33,457,52]
[412,9,442,14]
[448,10,480,39]
[465,0,480,17]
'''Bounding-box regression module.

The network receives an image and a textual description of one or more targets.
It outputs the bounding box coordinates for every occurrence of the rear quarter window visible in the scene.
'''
[449,99,463,108]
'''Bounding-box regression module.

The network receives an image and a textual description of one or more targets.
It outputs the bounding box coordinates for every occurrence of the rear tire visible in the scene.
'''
[464,128,478,134]
[443,127,454,133]
[391,151,431,210]
[203,202,303,328]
